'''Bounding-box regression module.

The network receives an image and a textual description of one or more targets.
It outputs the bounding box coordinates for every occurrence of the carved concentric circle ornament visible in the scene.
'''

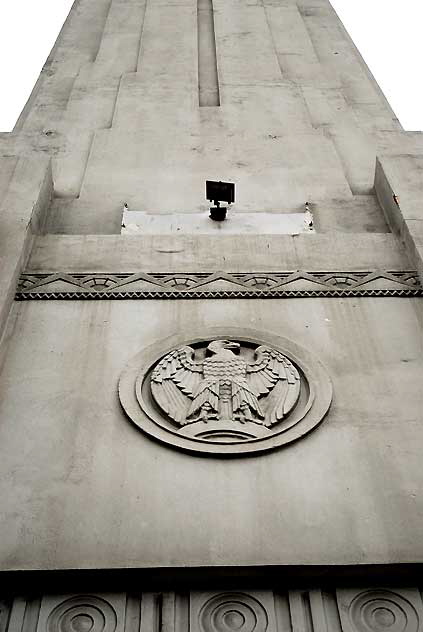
[349,591,419,632]
[199,593,268,632]
[47,596,117,632]
[119,329,332,455]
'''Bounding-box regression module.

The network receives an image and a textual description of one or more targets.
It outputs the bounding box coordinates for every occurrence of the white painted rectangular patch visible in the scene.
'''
[121,210,314,235]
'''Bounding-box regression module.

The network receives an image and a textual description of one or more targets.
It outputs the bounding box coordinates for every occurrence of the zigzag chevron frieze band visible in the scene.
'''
[15,270,422,300]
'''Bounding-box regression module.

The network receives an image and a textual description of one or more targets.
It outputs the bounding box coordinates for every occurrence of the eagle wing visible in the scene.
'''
[246,345,300,426]
[151,346,203,424]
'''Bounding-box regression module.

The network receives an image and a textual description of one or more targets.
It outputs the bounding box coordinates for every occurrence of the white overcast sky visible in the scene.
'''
[0,0,422,132]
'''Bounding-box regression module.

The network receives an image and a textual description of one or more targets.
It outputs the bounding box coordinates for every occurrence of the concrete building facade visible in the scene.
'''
[0,0,423,629]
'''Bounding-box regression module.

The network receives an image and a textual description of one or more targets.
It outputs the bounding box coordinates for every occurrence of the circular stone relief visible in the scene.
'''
[349,591,419,632]
[47,596,117,632]
[199,593,268,632]
[119,328,332,456]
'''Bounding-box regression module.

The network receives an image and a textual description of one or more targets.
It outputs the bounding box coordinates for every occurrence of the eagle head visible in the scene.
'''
[206,339,240,355]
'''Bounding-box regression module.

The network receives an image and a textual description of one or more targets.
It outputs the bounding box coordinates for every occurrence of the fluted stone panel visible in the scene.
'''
[3,589,423,632]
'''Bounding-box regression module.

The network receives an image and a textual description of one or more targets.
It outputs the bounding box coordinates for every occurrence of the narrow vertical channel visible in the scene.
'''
[197,0,220,106]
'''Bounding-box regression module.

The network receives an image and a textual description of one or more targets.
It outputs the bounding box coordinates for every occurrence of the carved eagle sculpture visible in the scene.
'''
[151,340,300,427]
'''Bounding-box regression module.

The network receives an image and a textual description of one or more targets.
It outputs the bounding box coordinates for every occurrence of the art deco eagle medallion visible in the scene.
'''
[119,331,333,455]
[151,340,300,428]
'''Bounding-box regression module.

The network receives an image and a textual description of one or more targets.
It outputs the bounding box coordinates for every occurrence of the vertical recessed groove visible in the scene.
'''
[0,600,12,632]
[109,74,124,129]
[135,0,148,72]
[155,593,163,632]
[321,591,342,632]
[93,0,115,62]
[175,593,189,632]
[125,594,142,632]
[274,593,293,632]
[197,0,220,106]
[302,592,314,632]
[262,2,285,79]
[21,598,41,632]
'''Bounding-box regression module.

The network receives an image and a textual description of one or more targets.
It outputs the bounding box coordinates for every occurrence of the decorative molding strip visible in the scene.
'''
[15,270,422,301]
[2,587,423,632]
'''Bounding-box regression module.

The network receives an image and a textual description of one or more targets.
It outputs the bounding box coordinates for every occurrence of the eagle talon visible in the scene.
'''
[237,405,254,424]
[188,406,216,423]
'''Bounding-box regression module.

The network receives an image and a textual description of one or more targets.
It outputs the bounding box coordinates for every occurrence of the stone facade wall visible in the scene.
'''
[0,0,422,584]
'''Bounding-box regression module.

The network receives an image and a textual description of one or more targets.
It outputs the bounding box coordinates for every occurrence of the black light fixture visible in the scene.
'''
[206,180,235,221]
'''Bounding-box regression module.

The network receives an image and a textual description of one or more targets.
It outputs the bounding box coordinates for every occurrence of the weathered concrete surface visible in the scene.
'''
[2,0,400,233]
[0,296,421,570]
[0,0,421,579]
[28,233,409,273]
[375,155,423,284]
[0,156,52,347]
